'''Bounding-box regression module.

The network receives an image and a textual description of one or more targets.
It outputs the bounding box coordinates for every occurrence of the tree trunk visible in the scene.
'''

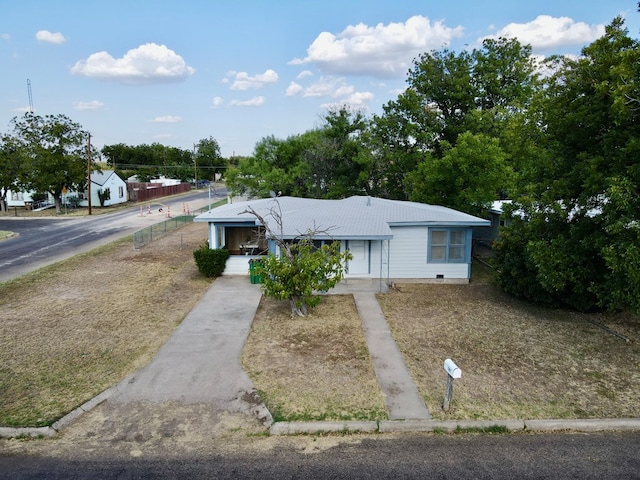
[289,296,308,317]
[54,194,62,214]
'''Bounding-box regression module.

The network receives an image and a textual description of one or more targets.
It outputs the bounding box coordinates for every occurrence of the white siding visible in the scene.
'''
[422,263,469,279]
[388,226,428,278]
[387,226,470,280]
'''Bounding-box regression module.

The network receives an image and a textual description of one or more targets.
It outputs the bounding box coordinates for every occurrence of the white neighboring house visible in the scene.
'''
[6,190,55,209]
[78,170,128,207]
[150,176,181,187]
[473,200,514,244]
[6,170,127,209]
[193,196,490,284]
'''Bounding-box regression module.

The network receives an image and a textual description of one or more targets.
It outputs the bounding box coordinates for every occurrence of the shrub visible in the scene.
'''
[193,242,229,277]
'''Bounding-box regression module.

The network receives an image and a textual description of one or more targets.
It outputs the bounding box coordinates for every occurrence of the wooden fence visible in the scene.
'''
[127,182,191,202]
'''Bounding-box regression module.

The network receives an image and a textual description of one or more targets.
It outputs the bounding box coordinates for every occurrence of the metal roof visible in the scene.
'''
[90,170,119,186]
[194,196,490,240]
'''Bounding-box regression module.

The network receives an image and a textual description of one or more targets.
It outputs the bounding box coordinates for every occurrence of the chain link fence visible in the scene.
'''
[131,205,218,250]
[132,215,194,249]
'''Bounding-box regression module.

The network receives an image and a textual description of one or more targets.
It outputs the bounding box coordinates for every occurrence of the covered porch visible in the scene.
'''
[210,223,268,256]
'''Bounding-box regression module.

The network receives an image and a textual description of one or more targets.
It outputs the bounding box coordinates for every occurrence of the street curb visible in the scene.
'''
[0,426,56,439]
[378,419,526,433]
[269,418,640,436]
[0,375,133,439]
[51,375,134,432]
[524,418,640,432]
[270,421,378,435]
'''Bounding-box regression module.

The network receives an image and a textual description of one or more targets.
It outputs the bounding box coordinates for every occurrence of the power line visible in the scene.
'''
[111,163,227,170]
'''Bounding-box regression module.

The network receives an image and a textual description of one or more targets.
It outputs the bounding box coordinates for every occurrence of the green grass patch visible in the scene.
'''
[454,425,510,434]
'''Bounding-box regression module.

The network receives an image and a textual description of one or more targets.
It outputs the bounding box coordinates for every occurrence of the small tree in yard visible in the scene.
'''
[243,201,352,317]
[97,188,110,207]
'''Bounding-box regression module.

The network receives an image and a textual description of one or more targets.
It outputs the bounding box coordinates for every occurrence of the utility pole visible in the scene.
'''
[87,133,92,215]
[193,143,198,188]
[27,79,34,113]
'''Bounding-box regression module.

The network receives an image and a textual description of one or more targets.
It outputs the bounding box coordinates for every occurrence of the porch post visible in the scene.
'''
[211,223,218,249]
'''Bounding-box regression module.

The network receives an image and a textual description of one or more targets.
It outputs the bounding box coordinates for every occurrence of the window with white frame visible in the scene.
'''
[429,229,467,263]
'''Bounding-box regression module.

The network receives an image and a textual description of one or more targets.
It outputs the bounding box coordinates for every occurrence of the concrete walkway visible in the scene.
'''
[4,275,639,439]
[110,276,428,423]
[109,276,272,425]
[353,293,431,420]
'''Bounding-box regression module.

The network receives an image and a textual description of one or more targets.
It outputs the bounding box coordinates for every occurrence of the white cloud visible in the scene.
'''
[150,115,182,123]
[229,96,265,107]
[347,91,374,105]
[212,96,224,108]
[486,15,605,52]
[286,81,303,96]
[227,69,278,90]
[321,91,375,110]
[1,33,10,41]
[297,70,314,79]
[302,76,351,98]
[36,30,66,44]
[153,133,173,140]
[293,76,374,109]
[70,43,195,85]
[289,15,464,78]
[73,100,104,111]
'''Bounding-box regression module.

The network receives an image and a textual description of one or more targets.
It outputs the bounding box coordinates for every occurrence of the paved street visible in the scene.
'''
[0,190,217,283]
[1,431,639,479]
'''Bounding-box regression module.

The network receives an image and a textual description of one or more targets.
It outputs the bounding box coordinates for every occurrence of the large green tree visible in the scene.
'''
[225,134,312,198]
[227,108,367,200]
[194,136,225,181]
[9,113,96,213]
[0,134,23,212]
[102,142,203,183]
[305,107,367,198]
[365,37,538,203]
[494,18,640,313]
[406,132,512,216]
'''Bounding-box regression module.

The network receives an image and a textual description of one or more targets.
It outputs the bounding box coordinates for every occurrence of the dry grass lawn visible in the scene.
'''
[242,295,387,422]
[2,215,638,427]
[377,264,640,420]
[0,222,212,427]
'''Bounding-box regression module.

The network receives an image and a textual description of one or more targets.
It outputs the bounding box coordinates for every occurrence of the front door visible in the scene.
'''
[347,240,369,275]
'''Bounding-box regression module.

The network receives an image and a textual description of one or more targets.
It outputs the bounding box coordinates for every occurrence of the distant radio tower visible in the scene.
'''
[27,79,34,113]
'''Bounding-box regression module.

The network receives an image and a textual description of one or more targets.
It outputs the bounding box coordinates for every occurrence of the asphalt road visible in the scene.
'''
[1,431,638,479]
[0,189,220,283]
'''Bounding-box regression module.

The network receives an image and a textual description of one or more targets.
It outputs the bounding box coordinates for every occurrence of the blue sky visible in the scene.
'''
[1,1,638,157]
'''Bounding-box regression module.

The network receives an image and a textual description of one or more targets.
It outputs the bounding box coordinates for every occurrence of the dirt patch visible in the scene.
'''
[241,295,387,422]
